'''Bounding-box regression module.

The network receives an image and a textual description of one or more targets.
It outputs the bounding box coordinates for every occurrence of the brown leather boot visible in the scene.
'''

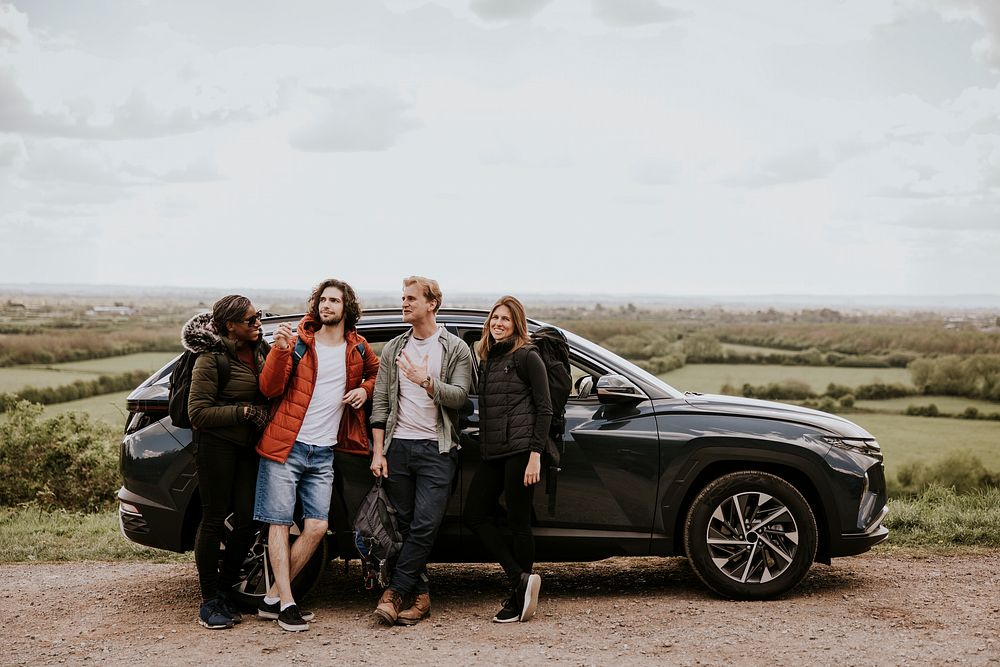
[395,592,431,626]
[373,589,403,626]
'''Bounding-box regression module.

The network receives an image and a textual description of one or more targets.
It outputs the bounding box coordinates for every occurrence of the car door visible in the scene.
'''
[455,328,660,561]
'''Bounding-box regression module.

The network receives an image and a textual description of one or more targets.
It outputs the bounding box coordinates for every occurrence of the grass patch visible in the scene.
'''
[0,506,188,563]
[659,363,912,395]
[0,352,175,393]
[848,413,1000,477]
[41,390,131,426]
[884,485,1000,547]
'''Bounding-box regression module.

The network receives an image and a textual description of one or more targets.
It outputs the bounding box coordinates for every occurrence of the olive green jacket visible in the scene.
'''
[183,312,269,446]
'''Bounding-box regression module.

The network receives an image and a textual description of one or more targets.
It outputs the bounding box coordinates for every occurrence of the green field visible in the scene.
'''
[855,395,1000,416]
[849,413,1000,477]
[0,352,175,393]
[659,363,912,394]
[721,343,796,356]
[42,390,131,426]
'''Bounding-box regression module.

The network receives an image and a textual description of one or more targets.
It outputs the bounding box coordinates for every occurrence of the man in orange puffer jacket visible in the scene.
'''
[252,278,379,631]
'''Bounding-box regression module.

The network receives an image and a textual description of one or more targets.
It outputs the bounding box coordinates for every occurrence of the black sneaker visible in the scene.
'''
[198,598,234,630]
[217,595,243,624]
[492,596,521,623]
[520,572,541,622]
[258,598,315,622]
[277,604,310,632]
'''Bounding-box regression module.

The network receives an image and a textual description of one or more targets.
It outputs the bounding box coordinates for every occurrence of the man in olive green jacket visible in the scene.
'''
[369,276,474,626]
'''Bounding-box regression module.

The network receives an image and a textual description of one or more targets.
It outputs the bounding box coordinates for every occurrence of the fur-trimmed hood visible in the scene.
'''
[181,312,224,354]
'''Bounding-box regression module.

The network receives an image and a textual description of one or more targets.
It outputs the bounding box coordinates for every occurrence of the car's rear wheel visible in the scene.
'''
[225,517,328,609]
[684,471,817,600]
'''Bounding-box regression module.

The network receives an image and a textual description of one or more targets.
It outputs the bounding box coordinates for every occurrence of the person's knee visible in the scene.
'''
[302,519,328,539]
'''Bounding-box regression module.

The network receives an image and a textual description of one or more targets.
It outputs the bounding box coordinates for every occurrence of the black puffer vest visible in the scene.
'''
[479,340,538,460]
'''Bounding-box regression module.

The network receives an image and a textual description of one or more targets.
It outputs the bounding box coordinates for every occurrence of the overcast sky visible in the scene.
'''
[1,0,999,299]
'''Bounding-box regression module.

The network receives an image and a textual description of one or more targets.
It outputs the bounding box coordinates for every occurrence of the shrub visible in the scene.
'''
[817,397,837,413]
[854,382,916,400]
[825,382,853,399]
[838,393,855,408]
[960,406,979,420]
[741,380,816,401]
[904,403,940,417]
[889,450,1000,497]
[681,333,723,363]
[0,398,119,511]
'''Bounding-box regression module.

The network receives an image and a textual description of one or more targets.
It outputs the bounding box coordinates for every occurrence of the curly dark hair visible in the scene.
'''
[211,295,254,337]
[308,278,362,330]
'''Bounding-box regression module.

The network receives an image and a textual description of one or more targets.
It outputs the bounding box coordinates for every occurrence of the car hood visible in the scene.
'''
[678,393,874,438]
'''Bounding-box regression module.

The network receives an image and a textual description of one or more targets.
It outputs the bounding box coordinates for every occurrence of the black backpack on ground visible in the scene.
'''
[167,350,230,430]
[515,326,572,514]
[353,478,403,590]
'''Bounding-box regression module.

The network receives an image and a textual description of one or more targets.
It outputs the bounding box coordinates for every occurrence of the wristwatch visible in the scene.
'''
[420,376,431,388]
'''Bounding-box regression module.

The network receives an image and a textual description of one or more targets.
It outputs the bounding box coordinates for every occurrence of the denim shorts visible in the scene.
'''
[253,441,334,525]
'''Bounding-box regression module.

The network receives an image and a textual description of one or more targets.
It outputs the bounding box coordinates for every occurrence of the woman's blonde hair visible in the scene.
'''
[478,295,531,361]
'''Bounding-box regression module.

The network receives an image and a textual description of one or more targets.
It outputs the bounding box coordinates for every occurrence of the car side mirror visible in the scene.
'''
[575,375,594,399]
[596,374,644,404]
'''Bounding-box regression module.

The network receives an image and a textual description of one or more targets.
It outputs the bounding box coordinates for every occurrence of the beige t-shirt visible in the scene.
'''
[392,330,443,440]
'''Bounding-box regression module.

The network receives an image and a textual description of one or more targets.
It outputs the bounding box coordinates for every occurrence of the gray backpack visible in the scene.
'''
[353,478,403,589]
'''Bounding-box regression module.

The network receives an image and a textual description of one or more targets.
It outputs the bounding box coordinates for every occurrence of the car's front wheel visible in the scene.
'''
[226,518,328,609]
[684,471,818,600]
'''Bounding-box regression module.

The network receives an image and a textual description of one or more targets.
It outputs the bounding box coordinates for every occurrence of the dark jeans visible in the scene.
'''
[464,451,535,588]
[384,438,456,596]
[194,432,260,602]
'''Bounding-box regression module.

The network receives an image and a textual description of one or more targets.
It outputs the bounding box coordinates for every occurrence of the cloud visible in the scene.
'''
[890,200,1000,230]
[0,140,22,168]
[0,70,253,139]
[729,145,839,187]
[288,85,420,153]
[468,0,555,22]
[591,0,688,28]
[120,157,223,183]
[631,156,681,185]
[927,0,1000,69]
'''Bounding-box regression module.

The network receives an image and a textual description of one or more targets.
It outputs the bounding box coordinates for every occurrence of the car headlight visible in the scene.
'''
[822,436,881,456]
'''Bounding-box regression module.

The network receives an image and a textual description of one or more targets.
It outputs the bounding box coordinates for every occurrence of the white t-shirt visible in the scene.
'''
[392,329,443,440]
[296,341,347,447]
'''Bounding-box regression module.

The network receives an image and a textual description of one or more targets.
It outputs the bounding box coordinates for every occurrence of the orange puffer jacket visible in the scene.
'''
[256,314,379,463]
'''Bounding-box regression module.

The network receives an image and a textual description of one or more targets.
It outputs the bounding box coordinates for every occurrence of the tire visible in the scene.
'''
[224,517,328,609]
[684,471,818,600]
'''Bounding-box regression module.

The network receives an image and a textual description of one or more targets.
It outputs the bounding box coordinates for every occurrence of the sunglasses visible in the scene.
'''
[235,311,262,327]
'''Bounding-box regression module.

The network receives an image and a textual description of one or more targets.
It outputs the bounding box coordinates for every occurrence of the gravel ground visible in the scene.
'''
[2,551,998,666]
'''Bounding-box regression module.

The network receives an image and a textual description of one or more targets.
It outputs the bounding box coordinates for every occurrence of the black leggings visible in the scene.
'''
[464,451,535,588]
[193,433,259,601]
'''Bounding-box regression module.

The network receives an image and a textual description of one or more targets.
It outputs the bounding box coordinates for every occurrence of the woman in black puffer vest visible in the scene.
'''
[465,295,552,624]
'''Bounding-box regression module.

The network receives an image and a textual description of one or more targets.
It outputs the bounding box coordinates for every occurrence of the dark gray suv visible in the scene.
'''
[118,308,888,602]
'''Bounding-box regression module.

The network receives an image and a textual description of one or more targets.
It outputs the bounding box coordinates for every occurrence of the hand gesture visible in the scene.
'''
[343,387,367,410]
[273,323,294,350]
[396,350,429,387]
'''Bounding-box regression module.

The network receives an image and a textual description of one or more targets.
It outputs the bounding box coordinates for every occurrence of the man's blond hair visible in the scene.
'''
[403,276,443,313]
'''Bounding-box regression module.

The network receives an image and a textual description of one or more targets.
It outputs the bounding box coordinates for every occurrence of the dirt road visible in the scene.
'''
[2,551,998,666]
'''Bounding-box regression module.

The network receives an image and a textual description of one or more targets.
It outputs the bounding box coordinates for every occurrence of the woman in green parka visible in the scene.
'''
[184,295,270,629]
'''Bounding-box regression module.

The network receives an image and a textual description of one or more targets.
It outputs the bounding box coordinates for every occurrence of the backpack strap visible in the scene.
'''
[290,337,308,379]
[213,351,231,395]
